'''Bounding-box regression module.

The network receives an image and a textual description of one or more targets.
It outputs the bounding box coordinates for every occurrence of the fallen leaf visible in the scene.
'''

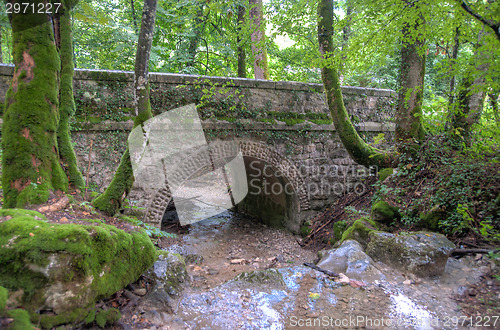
[403,279,412,285]
[82,211,90,216]
[230,258,246,264]
[193,266,202,271]
[349,279,366,288]
[60,217,68,222]
[29,233,34,237]
[308,292,320,300]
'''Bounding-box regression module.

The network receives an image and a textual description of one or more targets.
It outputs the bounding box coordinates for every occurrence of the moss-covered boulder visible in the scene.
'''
[0,210,156,327]
[371,201,401,224]
[340,217,381,248]
[365,231,455,277]
[419,206,446,231]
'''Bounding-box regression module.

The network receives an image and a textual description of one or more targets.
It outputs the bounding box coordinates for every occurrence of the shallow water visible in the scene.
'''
[145,210,488,329]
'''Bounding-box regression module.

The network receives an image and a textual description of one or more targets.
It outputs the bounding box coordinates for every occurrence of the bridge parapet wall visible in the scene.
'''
[0,64,396,229]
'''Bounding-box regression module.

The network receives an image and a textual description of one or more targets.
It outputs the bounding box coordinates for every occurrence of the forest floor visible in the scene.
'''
[1,185,499,329]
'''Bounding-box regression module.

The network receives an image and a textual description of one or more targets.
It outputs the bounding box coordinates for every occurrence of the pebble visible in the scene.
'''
[134,288,147,296]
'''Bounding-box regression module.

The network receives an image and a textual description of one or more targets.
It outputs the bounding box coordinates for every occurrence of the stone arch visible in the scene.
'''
[144,139,310,231]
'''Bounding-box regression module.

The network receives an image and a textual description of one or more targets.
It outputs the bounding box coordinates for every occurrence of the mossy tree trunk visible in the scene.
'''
[2,4,68,208]
[451,28,488,144]
[249,0,269,79]
[395,0,426,152]
[93,0,157,215]
[317,0,397,168]
[56,0,85,190]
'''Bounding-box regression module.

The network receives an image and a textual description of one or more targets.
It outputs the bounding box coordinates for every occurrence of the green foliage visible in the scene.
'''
[389,135,499,240]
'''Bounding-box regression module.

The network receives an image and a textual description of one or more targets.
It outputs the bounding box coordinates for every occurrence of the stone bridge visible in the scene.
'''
[0,64,395,233]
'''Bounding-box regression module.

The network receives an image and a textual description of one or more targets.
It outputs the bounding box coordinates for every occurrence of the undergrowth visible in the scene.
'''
[376,135,500,241]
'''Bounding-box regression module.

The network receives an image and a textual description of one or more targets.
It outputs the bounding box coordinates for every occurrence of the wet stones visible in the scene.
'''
[366,231,455,277]
[316,240,384,282]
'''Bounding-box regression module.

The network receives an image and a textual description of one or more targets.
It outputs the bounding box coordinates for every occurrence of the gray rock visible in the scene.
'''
[366,231,455,277]
[146,252,189,296]
[316,240,384,282]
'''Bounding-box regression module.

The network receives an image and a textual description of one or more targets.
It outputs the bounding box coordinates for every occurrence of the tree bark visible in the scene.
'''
[57,0,85,190]
[184,1,206,73]
[0,27,3,63]
[448,27,460,110]
[395,0,426,152]
[93,0,157,215]
[2,4,68,208]
[237,5,247,78]
[249,0,269,79]
[452,28,488,143]
[317,0,397,169]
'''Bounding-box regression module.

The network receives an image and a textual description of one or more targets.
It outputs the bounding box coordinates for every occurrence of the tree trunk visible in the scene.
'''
[184,1,206,72]
[448,27,460,110]
[339,2,352,85]
[0,27,3,63]
[237,5,247,78]
[249,0,269,79]
[2,7,68,208]
[317,0,397,169]
[57,1,85,190]
[93,0,157,215]
[395,0,426,152]
[489,92,499,123]
[452,28,488,143]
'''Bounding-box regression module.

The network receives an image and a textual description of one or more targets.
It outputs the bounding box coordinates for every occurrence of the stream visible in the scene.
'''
[123,210,493,329]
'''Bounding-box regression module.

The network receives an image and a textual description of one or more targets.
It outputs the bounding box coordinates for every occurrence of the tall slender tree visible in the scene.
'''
[57,0,85,189]
[93,0,158,215]
[317,0,397,168]
[395,0,426,151]
[237,4,247,78]
[249,0,269,79]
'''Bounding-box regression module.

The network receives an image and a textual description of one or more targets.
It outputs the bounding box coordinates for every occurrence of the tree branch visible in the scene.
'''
[458,0,500,42]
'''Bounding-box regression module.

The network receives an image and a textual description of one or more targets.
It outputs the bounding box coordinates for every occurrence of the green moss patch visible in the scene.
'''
[340,217,380,248]
[6,309,35,329]
[371,201,401,224]
[0,286,7,311]
[378,168,393,181]
[0,211,156,323]
[95,308,121,328]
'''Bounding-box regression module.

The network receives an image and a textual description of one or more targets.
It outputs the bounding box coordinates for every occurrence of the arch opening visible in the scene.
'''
[143,140,309,234]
